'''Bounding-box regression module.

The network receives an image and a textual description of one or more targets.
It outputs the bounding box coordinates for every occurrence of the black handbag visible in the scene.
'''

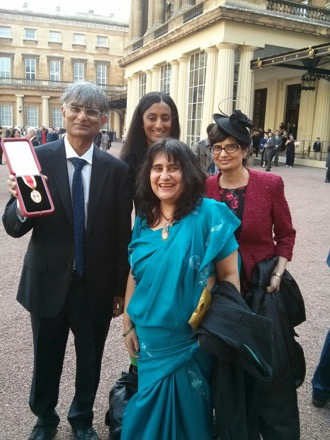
[105,364,138,439]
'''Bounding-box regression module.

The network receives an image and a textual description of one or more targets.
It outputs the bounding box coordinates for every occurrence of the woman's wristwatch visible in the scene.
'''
[272,272,282,278]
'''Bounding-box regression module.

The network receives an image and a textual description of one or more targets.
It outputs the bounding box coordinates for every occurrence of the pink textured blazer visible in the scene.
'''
[205,169,296,283]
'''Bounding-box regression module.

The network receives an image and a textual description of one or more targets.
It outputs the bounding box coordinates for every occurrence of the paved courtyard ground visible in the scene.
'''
[0,143,329,439]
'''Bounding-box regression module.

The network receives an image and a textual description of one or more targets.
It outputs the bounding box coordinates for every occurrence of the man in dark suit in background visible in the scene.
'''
[194,122,216,175]
[313,136,321,160]
[2,82,133,440]
[46,126,59,143]
[26,127,40,147]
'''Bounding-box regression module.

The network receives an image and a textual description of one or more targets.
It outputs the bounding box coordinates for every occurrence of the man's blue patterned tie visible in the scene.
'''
[70,158,87,277]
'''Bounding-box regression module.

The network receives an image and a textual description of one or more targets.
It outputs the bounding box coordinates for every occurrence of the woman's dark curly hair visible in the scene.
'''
[135,138,206,227]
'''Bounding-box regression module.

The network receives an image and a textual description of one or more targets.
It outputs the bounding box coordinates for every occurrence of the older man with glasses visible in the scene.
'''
[3,81,133,440]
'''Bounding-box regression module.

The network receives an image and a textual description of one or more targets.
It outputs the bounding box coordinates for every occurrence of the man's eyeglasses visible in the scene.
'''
[66,104,103,119]
[210,144,240,154]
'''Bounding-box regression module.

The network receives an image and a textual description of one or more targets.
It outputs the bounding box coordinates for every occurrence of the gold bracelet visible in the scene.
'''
[122,324,135,338]
[272,272,282,278]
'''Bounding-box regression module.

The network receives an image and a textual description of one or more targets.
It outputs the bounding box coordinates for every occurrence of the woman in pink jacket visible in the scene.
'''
[205,110,299,439]
[205,110,295,293]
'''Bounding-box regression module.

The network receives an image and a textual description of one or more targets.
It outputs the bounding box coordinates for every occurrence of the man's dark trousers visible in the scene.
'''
[29,277,110,430]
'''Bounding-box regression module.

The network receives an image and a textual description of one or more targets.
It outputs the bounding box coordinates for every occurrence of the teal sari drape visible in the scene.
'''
[121,198,240,440]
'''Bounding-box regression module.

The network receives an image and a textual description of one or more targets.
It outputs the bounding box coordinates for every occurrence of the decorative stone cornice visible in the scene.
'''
[0,9,128,31]
[119,2,330,68]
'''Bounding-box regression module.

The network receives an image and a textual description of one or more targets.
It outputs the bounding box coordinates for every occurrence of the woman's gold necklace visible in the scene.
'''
[160,208,174,240]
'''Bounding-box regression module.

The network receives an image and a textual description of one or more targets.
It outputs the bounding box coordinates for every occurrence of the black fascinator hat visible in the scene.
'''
[213,110,253,145]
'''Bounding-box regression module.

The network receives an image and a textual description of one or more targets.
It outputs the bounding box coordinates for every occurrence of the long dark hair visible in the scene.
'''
[135,138,205,226]
[120,92,181,178]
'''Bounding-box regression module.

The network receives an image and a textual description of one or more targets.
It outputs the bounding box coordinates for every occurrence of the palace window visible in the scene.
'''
[96,64,107,86]
[0,57,11,79]
[97,36,108,47]
[138,73,146,100]
[0,26,11,38]
[0,105,12,127]
[73,62,85,82]
[24,28,37,40]
[73,33,85,45]
[49,31,61,43]
[25,58,37,80]
[53,108,63,128]
[160,64,172,94]
[27,106,38,127]
[186,51,207,147]
[49,60,61,82]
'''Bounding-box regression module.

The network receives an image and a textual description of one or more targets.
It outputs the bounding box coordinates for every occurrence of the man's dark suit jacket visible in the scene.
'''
[2,139,133,326]
[30,137,40,147]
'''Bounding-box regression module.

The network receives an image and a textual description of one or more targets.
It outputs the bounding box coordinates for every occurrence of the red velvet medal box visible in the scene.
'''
[1,138,55,217]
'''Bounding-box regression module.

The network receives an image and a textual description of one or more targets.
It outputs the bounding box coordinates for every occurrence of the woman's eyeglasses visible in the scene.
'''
[210,144,240,154]
[66,104,103,119]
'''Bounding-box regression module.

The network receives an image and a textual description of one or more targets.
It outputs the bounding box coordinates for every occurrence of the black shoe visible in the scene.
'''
[28,425,57,440]
[312,398,327,408]
[73,426,100,440]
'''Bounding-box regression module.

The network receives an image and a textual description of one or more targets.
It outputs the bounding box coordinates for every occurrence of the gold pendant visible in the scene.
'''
[161,228,169,240]
[161,221,173,240]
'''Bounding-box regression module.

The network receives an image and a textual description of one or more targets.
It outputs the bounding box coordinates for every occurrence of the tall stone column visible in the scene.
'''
[312,78,330,149]
[111,111,121,138]
[147,1,154,31]
[125,76,132,128]
[15,94,24,128]
[214,44,237,116]
[131,0,144,41]
[41,96,50,128]
[128,0,133,41]
[145,70,152,94]
[151,67,160,91]
[172,0,181,15]
[201,47,218,136]
[176,56,189,141]
[169,60,179,103]
[236,45,257,118]
[127,74,139,126]
[121,76,132,131]
[154,1,165,26]
[297,89,316,143]
[180,0,195,11]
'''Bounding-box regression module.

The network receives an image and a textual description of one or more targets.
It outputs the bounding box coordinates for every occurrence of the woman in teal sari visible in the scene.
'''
[122,138,240,439]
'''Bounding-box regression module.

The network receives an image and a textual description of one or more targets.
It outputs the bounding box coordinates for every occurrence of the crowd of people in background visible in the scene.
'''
[0,125,117,167]
[0,125,117,146]
[194,121,299,175]
[94,128,117,151]
[251,123,296,169]
[0,125,65,142]
[251,124,328,171]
